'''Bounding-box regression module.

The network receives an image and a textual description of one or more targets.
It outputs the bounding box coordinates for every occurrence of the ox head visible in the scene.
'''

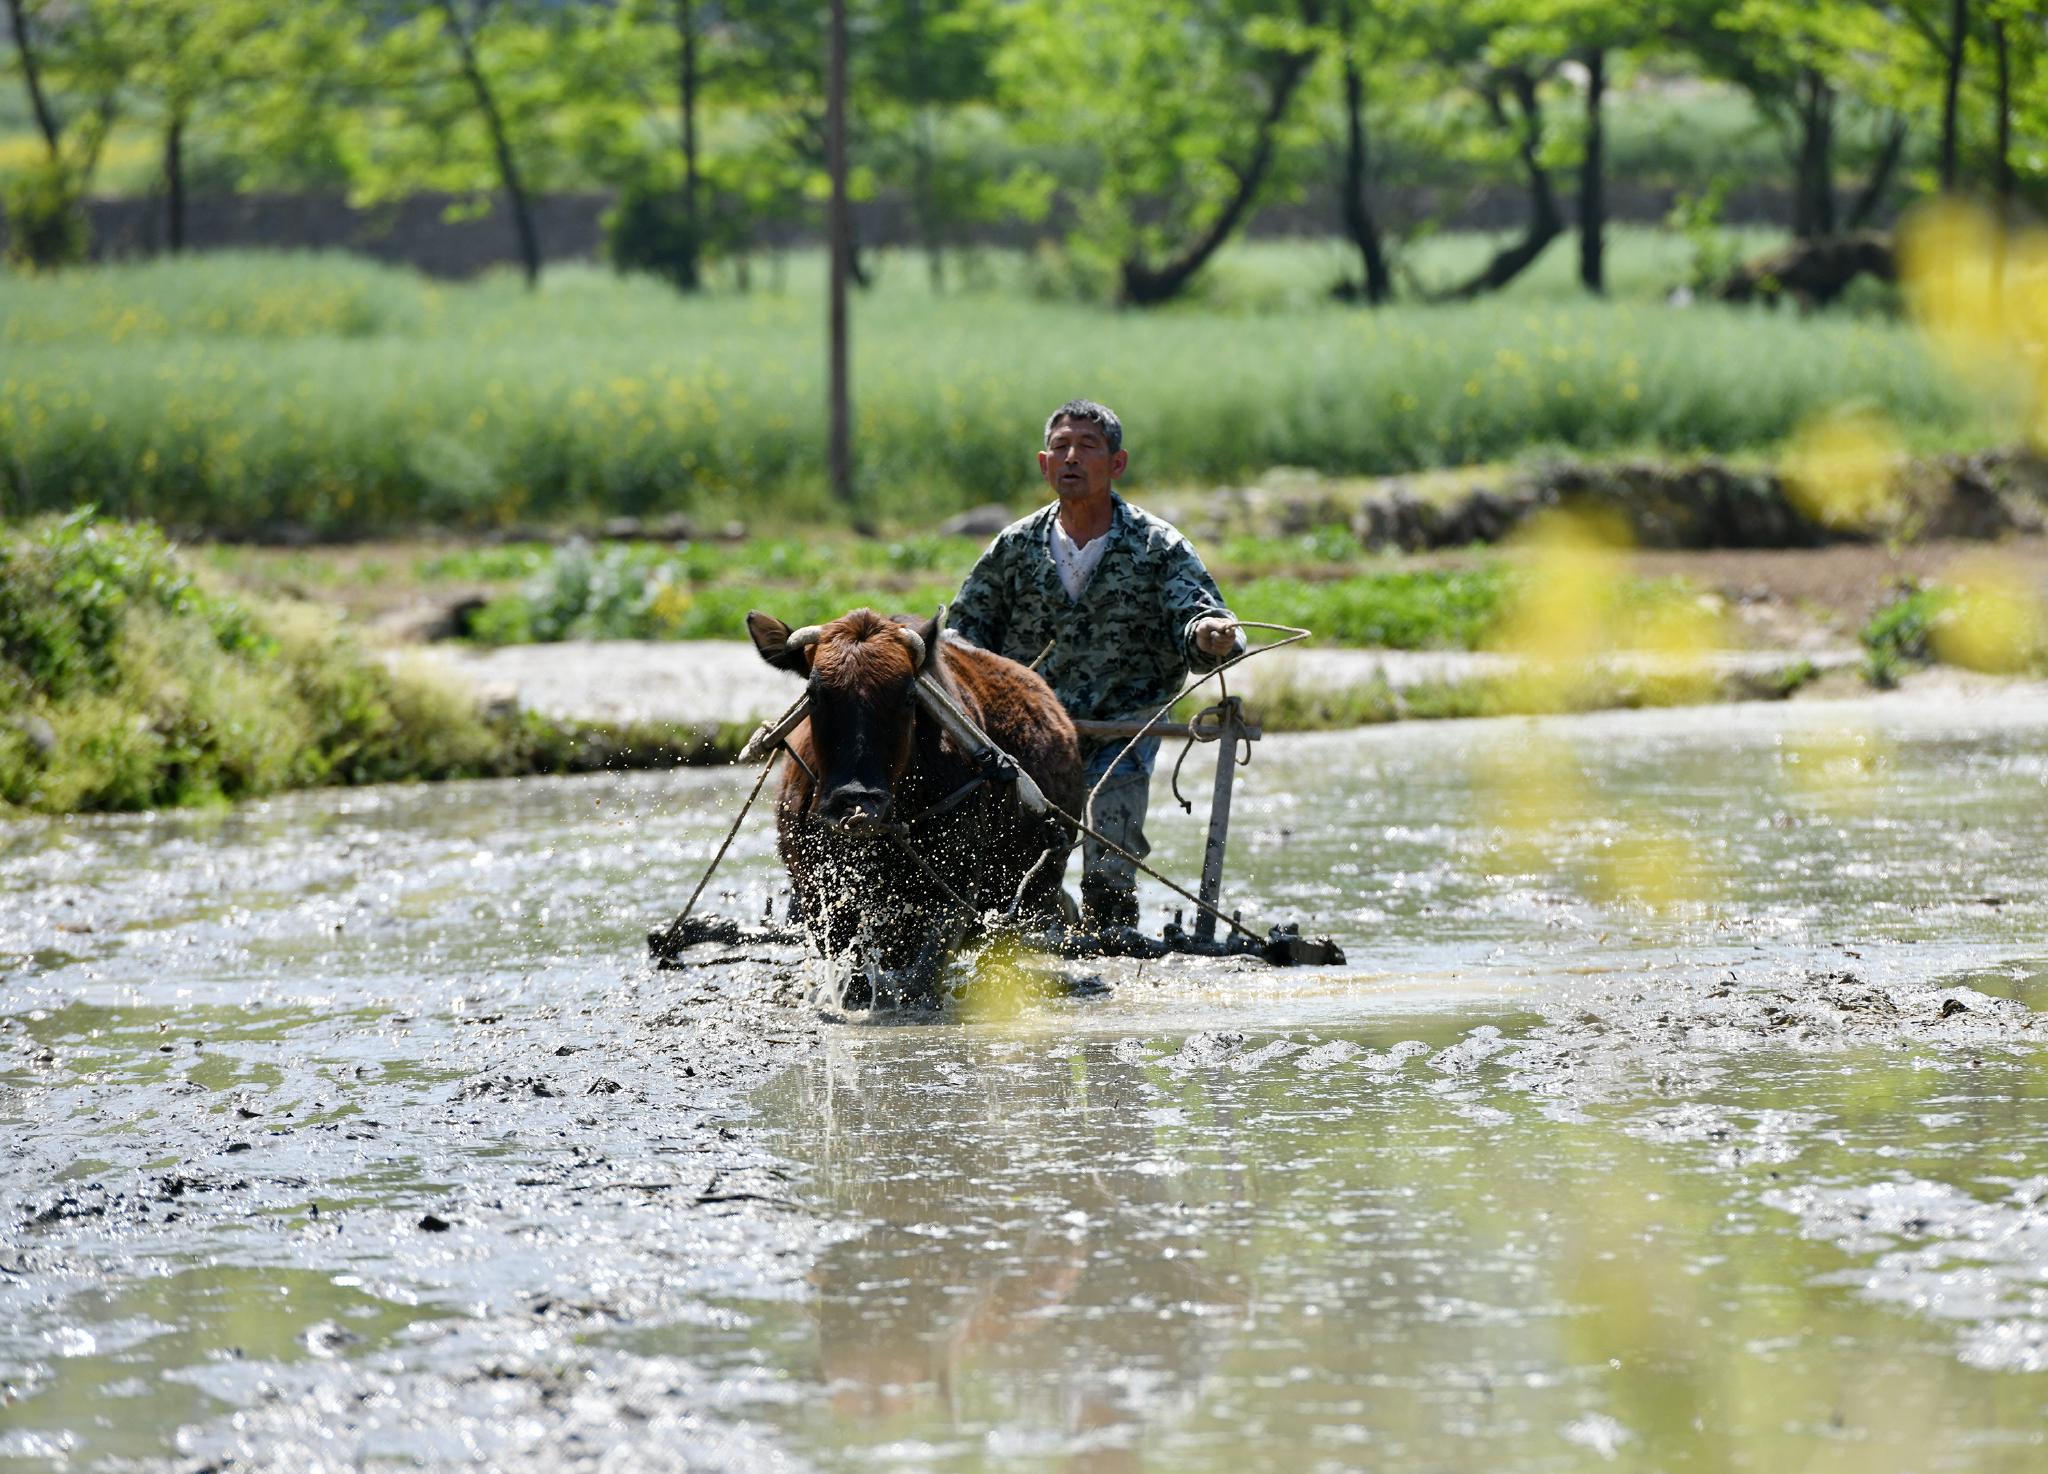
[746,606,943,831]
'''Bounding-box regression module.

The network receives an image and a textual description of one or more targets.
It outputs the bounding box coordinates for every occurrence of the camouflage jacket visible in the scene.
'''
[951,495,1242,737]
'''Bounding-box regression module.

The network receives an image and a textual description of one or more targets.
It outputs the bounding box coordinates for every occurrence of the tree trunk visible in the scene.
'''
[1844,115,1908,230]
[1939,0,1968,192]
[1444,68,1563,299]
[1120,48,1315,307]
[916,110,944,292]
[904,0,943,292]
[678,0,698,228]
[673,0,702,290]
[1336,3,1390,304]
[438,0,541,289]
[4,0,62,158]
[1578,46,1605,295]
[164,113,187,255]
[1993,17,2012,215]
[1792,69,1836,239]
[826,0,855,512]
[1993,15,2012,298]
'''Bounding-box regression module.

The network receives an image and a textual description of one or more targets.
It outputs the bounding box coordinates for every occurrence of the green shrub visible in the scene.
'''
[1,160,90,272]
[605,176,703,292]
[0,514,507,811]
[1665,180,1741,294]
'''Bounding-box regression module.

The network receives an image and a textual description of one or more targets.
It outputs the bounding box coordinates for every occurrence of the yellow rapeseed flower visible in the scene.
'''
[1782,408,1905,532]
[1901,200,2048,446]
[1932,555,2046,674]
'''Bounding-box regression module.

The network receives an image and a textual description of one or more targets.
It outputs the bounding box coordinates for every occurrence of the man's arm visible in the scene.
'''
[1162,538,1245,673]
[949,534,1010,652]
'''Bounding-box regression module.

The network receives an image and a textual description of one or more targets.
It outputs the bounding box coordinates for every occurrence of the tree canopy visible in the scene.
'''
[3,0,2040,297]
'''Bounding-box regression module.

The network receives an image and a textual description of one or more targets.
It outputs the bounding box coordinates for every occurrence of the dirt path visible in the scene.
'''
[422,639,1862,728]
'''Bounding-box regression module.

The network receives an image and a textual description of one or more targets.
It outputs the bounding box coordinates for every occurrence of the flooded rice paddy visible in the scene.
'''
[4,690,2047,1470]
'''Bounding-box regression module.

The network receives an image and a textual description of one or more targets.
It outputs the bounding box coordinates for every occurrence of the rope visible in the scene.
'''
[884,825,978,914]
[1081,620,1311,816]
[651,748,781,953]
[1042,793,1263,942]
[1170,679,1255,813]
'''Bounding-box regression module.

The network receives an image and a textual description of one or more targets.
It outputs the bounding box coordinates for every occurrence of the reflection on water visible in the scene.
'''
[1,1267,431,1469]
[719,1026,2048,1472]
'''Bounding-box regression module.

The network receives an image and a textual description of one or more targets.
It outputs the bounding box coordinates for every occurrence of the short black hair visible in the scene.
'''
[1043,399,1123,454]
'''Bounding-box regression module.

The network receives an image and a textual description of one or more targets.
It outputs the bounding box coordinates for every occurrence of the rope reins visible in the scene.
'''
[654,618,1312,956]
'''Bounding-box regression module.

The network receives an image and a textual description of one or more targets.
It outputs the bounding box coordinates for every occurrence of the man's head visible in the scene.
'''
[1039,399,1127,504]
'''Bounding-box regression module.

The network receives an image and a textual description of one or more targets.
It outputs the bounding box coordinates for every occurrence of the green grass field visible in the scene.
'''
[0,234,1984,538]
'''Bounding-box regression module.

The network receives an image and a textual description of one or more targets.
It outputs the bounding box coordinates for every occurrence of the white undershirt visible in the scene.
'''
[1049,516,1110,602]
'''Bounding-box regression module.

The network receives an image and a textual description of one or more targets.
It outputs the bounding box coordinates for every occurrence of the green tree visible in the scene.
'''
[1703,0,1926,237]
[1494,0,1666,294]
[862,0,1009,290]
[81,0,283,253]
[3,0,127,184]
[1408,1,1567,298]
[1000,0,1321,306]
[699,0,1017,290]
[343,2,621,289]
[3,0,129,266]
[1315,0,1419,304]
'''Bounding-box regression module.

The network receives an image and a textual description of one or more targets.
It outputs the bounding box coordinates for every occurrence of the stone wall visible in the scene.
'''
[11,181,1842,279]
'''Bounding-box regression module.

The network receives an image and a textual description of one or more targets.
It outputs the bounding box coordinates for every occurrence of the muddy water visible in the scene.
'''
[4,693,2048,1470]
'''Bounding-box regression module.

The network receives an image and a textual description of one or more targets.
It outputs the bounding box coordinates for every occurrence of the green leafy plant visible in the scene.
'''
[1665,177,1740,294]
[1859,580,1942,688]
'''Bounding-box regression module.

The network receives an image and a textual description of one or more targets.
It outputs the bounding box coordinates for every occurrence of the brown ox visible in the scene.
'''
[745,606,1082,1002]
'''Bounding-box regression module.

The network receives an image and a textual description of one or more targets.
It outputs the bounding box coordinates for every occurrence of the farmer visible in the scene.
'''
[951,399,1243,931]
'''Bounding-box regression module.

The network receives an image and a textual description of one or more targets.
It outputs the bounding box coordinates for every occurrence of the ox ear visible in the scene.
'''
[746,611,809,674]
[910,605,945,672]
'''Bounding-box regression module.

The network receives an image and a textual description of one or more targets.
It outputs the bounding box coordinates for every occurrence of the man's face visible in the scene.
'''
[1038,417,1127,502]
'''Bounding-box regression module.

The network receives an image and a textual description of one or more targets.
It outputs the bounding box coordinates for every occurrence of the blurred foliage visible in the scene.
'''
[1860,565,2048,687]
[605,173,707,292]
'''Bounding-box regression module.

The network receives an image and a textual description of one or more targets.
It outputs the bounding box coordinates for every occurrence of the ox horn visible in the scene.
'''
[784,625,824,652]
[900,603,946,672]
[910,670,1048,816]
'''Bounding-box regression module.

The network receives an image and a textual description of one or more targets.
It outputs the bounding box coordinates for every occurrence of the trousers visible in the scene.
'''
[1076,735,1158,922]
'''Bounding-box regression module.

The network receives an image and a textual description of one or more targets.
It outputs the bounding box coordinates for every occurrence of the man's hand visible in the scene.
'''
[1192,616,1240,659]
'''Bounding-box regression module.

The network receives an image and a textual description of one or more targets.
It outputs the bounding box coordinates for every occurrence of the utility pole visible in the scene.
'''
[825,0,855,513]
